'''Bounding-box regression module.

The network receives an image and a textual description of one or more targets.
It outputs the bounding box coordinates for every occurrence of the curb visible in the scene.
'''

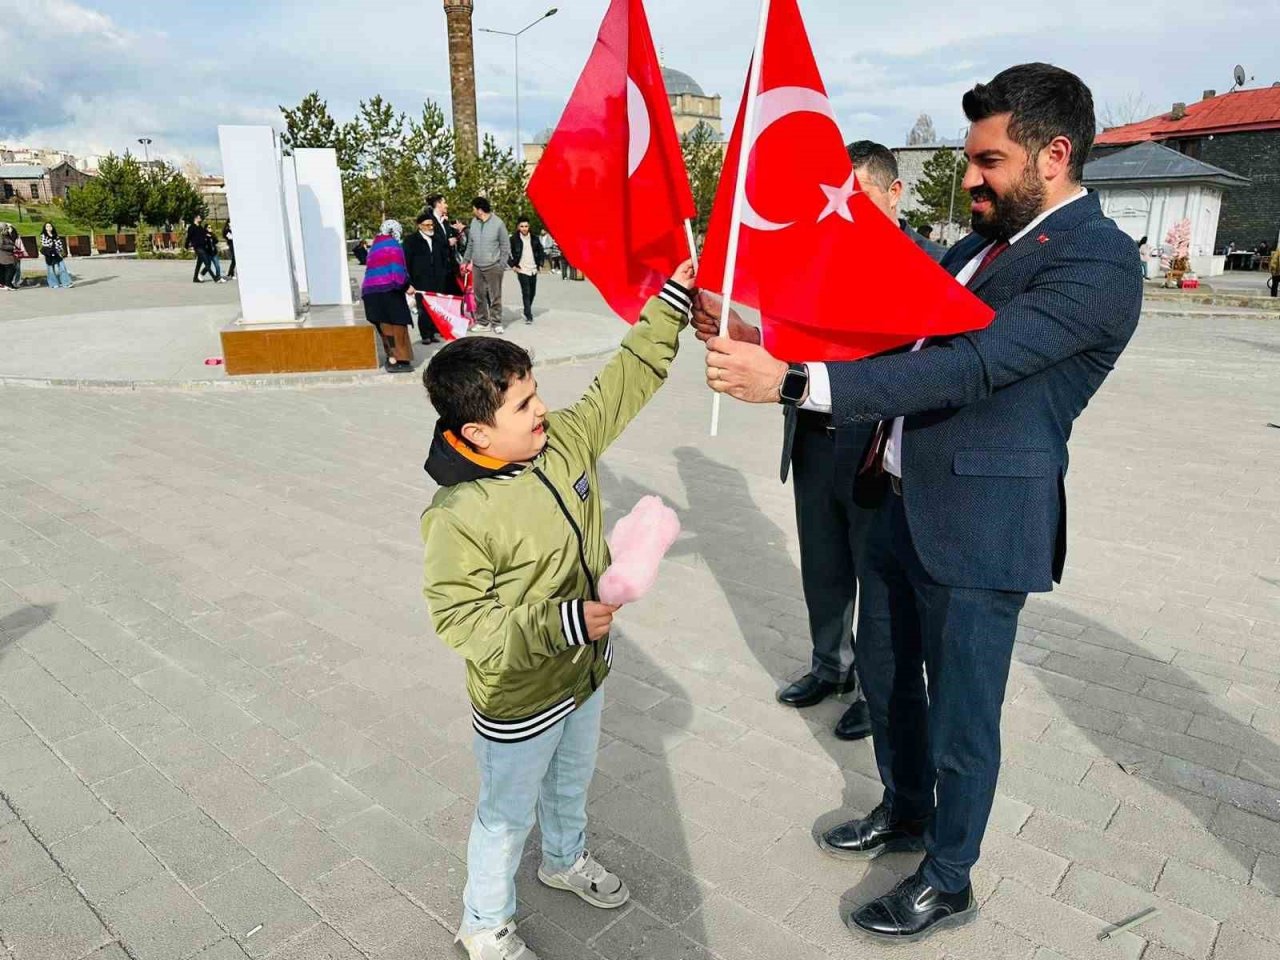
[0,345,617,392]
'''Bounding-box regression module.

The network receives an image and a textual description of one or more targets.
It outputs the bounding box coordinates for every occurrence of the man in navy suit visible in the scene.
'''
[700,63,1143,942]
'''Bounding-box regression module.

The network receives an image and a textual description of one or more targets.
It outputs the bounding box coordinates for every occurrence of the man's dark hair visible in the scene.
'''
[846,140,898,190]
[471,196,492,213]
[516,216,530,226]
[426,193,445,208]
[415,210,433,225]
[962,63,1095,181]
[424,337,534,432]
[917,224,934,238]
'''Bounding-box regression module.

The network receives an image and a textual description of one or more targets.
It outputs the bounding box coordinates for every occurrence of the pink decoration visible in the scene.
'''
[597,496,681,606]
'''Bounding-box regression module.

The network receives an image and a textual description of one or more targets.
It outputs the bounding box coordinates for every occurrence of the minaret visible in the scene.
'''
[443,0,479,161]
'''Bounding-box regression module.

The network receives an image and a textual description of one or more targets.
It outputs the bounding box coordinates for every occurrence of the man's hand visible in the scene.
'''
[671,259,696,290]
[690,290,761,345]
[706,336,790,404]
[584,602,620,642]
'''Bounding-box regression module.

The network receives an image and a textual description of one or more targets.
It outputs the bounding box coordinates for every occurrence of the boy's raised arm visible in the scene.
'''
[553,263,695,458]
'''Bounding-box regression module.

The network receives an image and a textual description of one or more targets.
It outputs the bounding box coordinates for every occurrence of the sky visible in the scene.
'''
[1,0,1277,174]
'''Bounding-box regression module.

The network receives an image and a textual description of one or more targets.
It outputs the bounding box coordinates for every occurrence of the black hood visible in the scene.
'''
[424,423,524,487]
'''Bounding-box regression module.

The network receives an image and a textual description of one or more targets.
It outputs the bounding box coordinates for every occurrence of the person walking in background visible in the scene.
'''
[0,225,18,291]
[361,219,416,373]
[352,238,369,265]
[462,197,509,334]
[186,215,217,282]
[509,217,545,325]
[224,221,236,279]
[540,228,559,274]
[39,223,72,289]
[1269,246,1280,297]
[403,211,450,345]
[204,226,226,283]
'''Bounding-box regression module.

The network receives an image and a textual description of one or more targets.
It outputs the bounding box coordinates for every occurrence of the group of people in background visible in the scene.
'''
[0,222,74,291]
[184,214,234,283]
[358,194,567,373]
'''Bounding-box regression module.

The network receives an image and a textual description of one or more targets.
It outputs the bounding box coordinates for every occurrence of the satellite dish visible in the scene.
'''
[1233,64,1246,88]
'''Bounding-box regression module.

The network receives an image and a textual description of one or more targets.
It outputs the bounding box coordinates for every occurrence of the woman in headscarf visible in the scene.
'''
[361,219,415,373]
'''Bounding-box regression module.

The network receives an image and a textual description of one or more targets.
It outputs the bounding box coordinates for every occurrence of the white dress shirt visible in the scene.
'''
[801,188,1089,478]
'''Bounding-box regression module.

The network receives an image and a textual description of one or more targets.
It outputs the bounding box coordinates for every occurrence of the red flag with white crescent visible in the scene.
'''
[698,0,993,361]
[527,0,695,323]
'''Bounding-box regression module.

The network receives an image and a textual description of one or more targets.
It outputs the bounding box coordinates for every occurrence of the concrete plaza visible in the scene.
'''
[0,266,1278,960]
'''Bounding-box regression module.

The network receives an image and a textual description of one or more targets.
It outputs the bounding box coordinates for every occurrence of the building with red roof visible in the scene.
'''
[1093,85,1280,251]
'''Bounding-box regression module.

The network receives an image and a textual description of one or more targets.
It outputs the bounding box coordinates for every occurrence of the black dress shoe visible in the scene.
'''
[834,698,872,740]
[846,870,976,942]
[776,672,850,708]
[818,802,928,860]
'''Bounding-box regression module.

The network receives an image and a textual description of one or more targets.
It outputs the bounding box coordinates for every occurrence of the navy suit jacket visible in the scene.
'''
[826,192,1143,593]
[780,222,945,483]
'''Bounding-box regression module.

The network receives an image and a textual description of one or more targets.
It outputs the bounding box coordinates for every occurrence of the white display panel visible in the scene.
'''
[294,148,353,306]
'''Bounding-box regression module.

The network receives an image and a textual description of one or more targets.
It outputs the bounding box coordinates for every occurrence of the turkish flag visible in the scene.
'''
[527,0,695,324]
[699,0,993,361]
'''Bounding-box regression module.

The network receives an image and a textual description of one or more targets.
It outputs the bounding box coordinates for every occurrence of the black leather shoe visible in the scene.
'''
[834,698,871,740]
[776,672,850,708]
[846,870,976,942]
[818,802,928,860]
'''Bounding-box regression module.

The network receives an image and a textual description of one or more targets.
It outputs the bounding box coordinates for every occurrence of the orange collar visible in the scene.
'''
[443,430,513,471]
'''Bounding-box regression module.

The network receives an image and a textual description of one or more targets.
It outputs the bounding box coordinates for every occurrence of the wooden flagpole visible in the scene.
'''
[710,0,771,437]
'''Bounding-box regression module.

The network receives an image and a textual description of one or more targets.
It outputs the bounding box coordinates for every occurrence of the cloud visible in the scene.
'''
[0,0,1276,174]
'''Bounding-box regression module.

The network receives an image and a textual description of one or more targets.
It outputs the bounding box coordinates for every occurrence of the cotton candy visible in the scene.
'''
[597,496,681,606]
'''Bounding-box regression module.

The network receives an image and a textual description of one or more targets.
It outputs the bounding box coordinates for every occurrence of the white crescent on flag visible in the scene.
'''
[740,86,843,232]
[627,77,652,177]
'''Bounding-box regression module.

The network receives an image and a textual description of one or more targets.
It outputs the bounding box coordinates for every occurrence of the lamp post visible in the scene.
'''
[137,137,153,166]
[479,8,558,160]
[945,127,968,243]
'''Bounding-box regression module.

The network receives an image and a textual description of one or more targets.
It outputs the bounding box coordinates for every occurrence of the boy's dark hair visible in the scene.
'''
[846,140,898,190]
[426,193,445,208]
[471,196,492,213]
[962,63,1095,182]
[424,337,534,432]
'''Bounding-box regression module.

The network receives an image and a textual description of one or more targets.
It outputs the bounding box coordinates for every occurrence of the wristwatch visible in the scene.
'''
[778,363,809,406]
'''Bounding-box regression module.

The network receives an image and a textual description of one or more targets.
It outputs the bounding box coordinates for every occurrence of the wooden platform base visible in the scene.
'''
[220,307,377,376]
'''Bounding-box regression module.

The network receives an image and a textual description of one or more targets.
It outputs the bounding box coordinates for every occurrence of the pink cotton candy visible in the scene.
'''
[597,496,681,606]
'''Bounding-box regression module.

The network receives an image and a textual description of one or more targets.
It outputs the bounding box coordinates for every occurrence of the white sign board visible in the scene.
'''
[294,148,353,306]
[218,125,300,324]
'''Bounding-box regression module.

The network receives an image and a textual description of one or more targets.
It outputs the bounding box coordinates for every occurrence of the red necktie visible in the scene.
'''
[858,239,1010,477]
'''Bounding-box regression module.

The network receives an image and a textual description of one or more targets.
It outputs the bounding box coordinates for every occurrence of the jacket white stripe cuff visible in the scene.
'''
[658,280,693,319]
[559,599,589,647]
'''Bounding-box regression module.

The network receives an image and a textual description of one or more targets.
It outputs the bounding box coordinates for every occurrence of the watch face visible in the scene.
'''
[781,367,807,403]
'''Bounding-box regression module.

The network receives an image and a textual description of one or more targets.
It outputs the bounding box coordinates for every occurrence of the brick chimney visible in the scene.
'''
[443,0,478,161]
[1202,89,1216,100]
[1170,102,1187,120]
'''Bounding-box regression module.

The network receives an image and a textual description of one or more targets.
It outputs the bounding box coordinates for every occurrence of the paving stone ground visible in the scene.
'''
[0,296,1277,960]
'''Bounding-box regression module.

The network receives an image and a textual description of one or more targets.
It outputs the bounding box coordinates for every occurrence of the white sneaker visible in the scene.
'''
[460,920,537,960]
[493,323,505,335]
[537,850,630,909]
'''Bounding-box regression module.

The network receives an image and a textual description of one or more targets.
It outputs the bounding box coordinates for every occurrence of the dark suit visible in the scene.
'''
[402,230,451,342]
[826,192,1142,892]
[431,211,462,295]
[779,221,944,684]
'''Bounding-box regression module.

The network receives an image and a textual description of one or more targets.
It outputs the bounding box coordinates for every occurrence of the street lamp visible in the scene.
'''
[945,126,968,243]
[137,138,153,165]
[479,8,558,160]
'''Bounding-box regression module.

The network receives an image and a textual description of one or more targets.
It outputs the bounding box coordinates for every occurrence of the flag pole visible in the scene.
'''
[683,219,700,273]
[710,0,771,437]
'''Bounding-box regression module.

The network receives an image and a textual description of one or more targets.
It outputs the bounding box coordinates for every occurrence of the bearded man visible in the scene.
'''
[700,63,1143,942]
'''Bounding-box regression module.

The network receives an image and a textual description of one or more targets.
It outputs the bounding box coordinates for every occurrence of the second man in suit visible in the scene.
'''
[403,212,452,345]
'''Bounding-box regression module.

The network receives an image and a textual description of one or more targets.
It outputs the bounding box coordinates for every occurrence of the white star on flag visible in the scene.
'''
[816,170,859,223]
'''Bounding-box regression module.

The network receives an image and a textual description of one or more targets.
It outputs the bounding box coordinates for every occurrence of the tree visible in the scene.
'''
[906,113,937,146]
[280,91,342,151]
[453,133,528,230]
[65,177,114,232]
[682,121,723,238]
[1099,93,1152,131]
[141,163,205,227]
[913,147,969,229]
[71,153,148,231]
[405,99,456,204]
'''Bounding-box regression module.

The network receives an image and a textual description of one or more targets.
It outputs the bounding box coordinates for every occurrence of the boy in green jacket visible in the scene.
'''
[421,261,695,960]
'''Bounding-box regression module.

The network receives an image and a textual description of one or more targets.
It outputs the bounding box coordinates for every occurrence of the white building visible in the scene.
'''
[1083,141,1250,277]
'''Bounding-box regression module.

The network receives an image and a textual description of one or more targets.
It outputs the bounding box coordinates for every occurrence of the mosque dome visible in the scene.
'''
[662,67,706,97]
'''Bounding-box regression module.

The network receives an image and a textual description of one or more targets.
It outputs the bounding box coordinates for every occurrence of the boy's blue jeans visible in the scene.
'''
[460,688,603,937]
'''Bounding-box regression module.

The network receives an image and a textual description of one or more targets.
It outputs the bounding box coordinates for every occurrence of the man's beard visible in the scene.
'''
[969,165,1047,241]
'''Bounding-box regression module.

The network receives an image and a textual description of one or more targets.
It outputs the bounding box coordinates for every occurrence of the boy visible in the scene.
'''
[421,261,695,960]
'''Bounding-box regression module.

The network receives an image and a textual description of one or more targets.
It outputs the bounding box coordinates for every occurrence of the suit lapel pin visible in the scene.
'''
[1037,234,1050,244]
